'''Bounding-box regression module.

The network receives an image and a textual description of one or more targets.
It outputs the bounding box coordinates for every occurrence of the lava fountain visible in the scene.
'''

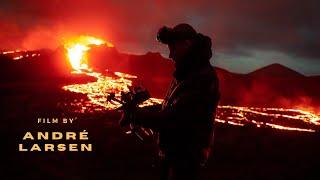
[64,36,113,71]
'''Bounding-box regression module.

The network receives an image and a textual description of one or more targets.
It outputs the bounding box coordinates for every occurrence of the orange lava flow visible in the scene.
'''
[62,36,320,133]
[215,106,319,132]
[1,49,40,60]
[63,70,163,110]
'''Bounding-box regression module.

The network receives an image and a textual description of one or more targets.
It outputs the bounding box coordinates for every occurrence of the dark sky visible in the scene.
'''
[0,0,319,75]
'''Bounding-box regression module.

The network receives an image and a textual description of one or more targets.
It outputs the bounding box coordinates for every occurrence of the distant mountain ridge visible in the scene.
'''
[249,63,304,78]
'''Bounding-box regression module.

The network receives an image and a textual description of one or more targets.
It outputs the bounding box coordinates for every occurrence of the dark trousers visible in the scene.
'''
[159,151,203,180]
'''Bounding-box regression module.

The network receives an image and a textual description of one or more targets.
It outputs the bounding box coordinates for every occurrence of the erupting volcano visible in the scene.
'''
[62,36,163,109]
[60,36,320,133]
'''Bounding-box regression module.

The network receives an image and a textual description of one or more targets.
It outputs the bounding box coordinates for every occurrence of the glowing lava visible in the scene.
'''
[62,36,320,133]
[64,36,113,71]
[62,36,161,110]
[1,49,40,60]
[215,106,320,132]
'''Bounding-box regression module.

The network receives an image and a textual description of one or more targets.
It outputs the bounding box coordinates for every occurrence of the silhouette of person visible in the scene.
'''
[120,23,220,180]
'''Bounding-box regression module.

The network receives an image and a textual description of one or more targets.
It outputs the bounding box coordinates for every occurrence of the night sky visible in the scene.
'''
[0,0,319,75]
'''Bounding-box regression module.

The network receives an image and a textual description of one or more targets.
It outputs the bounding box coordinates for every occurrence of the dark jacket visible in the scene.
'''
[136,65,220,156]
